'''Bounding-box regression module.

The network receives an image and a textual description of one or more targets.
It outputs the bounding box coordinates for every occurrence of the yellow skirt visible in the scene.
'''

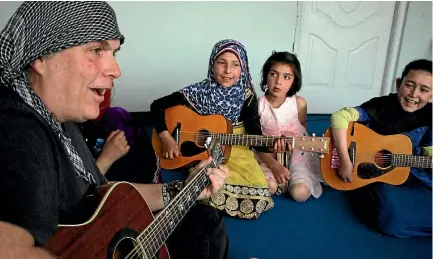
[205,125,274,219]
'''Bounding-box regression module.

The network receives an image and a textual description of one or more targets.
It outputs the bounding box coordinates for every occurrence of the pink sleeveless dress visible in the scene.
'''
[255,95,323,198]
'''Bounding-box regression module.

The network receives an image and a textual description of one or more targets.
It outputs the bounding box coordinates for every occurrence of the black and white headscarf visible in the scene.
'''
[0,1,125,184]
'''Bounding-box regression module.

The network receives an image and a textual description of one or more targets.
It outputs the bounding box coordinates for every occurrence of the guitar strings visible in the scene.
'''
[330,154,431,167]
[125,169,209,259]
[334,153,430,159]
[175,131,330,150]
[125,148,224,259]
[125,167,210,259]
[174,130,296,137]
[135,151,223,258]
[167,131,330,151]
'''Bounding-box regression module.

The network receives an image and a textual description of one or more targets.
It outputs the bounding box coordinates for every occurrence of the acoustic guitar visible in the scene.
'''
[46,137,226,259]
[321,122,432,191]
[151,105,330,169]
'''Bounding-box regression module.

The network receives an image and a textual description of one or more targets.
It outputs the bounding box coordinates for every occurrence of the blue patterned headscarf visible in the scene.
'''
[181,39,254,123]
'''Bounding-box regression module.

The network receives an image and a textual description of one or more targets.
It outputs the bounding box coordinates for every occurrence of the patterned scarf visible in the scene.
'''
[0,1,124,184]
[181,39,254,123]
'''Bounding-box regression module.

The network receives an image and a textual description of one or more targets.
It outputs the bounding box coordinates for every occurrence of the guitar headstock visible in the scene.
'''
[204,137,225,167]
[292,133,330,156]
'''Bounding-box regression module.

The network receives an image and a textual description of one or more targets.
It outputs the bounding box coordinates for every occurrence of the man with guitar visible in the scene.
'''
[0,2,229,259]
[329,59,432,238]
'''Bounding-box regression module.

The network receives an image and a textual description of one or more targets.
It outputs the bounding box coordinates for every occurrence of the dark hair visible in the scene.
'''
[260,51,302,97]
[400,59,432,79]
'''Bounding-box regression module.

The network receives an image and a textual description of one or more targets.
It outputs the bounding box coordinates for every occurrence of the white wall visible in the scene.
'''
[109,1,297,111]
[0,1,431,113]
[396,1,432,79]
[0,1,21,27]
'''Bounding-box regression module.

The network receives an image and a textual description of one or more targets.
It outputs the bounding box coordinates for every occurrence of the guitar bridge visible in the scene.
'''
[171,123,181,145]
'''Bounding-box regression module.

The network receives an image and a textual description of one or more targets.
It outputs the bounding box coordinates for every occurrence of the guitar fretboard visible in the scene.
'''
[209,133,292,147]
[138,169,210,257]
[134,141,224,258]
[392,154,432,168]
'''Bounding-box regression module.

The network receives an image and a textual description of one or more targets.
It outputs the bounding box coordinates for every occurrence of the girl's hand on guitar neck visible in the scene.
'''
[271,135,292,184]
[159,131,181,159]
[274,135,293,153]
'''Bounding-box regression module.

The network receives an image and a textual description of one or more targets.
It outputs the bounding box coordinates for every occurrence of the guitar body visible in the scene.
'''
[152,105,232,169]
[321,122,412,191]
[46,182,170,259]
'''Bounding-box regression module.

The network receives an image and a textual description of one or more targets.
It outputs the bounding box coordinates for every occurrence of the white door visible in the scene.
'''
[294,1,396,114]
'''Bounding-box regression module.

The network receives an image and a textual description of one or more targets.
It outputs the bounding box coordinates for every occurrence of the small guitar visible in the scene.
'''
[321,122,432,191]
[46,137,226,259]
[151,105,330,169]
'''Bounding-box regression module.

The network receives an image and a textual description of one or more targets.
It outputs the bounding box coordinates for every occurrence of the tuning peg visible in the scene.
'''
[319,154,324,159]
[303,132,308,136]
[301,152,305,156]
[312,133,316,137]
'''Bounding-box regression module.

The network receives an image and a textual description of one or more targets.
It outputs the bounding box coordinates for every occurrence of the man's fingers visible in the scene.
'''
[195,156,213,170]
[218,165,229,177]
[207,167,227,179]
[207,170,226,195]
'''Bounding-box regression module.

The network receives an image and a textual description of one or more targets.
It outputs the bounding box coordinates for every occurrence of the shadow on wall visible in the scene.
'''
[426,40,432,59]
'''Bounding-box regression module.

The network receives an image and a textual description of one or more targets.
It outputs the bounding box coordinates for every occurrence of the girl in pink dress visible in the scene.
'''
[255,51,323,202]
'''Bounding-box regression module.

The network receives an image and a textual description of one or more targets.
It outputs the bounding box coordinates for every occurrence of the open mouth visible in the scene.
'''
[404,97,418,106]
[91,88,106,102]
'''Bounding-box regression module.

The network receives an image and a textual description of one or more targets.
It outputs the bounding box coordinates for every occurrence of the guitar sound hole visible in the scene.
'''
[179,141,206,157]
[374,150,392,169]
[113,237,139,259]
[113,238,160,259]
[177,129,209,157]
[195,129,211,147]
[108,228,159,259]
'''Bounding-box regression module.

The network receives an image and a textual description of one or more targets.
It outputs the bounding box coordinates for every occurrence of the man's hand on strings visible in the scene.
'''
[186,157,229,200]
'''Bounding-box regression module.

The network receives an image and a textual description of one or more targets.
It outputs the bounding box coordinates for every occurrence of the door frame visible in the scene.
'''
[293,1,409,97]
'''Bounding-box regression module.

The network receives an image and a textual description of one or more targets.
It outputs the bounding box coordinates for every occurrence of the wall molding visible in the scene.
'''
[380,1,409,95]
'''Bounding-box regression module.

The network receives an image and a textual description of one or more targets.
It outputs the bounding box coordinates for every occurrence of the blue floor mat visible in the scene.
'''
[224,187,432,259]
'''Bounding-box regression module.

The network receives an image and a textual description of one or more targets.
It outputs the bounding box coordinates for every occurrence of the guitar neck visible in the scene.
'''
[392,154,432,168]
[139,166,211,257]
[209,133,290,147]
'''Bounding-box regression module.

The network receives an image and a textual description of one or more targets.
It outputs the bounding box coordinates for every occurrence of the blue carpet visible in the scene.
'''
[224,187,432,259]
[224,115,431,258]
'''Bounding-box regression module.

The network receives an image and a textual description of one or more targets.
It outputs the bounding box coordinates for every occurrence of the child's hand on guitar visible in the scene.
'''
[273,135,293,153]
[187,157,230,200]
[159,131,181,159]
[99,130,130,163]
[338,158,354,183]
[271,161,291,184]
